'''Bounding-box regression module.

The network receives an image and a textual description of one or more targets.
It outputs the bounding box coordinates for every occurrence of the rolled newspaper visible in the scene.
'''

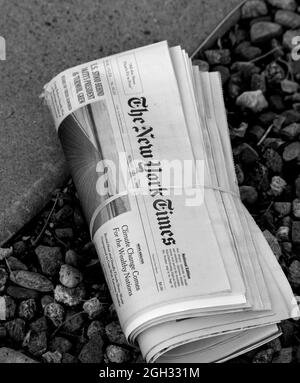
[43,41,299,362]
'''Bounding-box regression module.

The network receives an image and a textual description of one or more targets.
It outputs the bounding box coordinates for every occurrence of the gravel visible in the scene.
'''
[0,0,300,364]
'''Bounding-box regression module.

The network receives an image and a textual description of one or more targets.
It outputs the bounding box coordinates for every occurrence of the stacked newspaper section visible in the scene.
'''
[43,41,300,363]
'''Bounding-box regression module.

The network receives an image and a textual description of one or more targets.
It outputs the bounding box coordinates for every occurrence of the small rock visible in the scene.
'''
[26,331,47,356]
[270,176,287,196]
[5,318,26,343]
[280,123,300,140]
[236,143,259,164]
[59,264,82,288]
[83,297,105,319]
[41,295,54,309]
[231,61,260,78]
[30,317,48,333]
[281,109,300,125]
[106,345,130,363]
[248,125,265,142]
[227,77,242,99]
[65,249,84,268]
[283,29,300,49]
[288,259,300,286]
[276,226,290,241]
[6,286,39,300]
[263,148,283,173]
[281,79,299,94]
[0,247,13,260]
[274,202,291,216]
[10,270,54,292]
[87,320,105,339]
[236,90,268,113]
[78,336,104,363]
[240,185,258,205]
[286,93,300,103]
[267,0,297,11]
[293,103,300,112]
[0,268,8,290]
[262,138,285,151]
[62,310,85,332]
[250,22,282,44]
[42,351,62,363]
[213,65,230,85]
[18,299,37,321]
[192,59,209,71]
[49,337,72,354]
[263,230,282,260]
[61,353,77,363]
[6,256,28,271]
[204,49,231,65]
[283,216,293,228]
[268,338,282,353]
[283,142,300,162]
[0,295,16,320]
[55,228,74,240]
[265,62,285,86]
[272,347,293,363]
[293,198,300,218]
[105,321,127,345]
[12,241,27,257]
[253,348,274,363]
[44,302,65,327]
[0,347,38,363]
[35,245,63,277]
[235,41,262,61]
[251,73,266,93]
[241,0,268,19]
[269,94,285,112]
[54,284,85,307]
[275,10,300,28]
[230,122,248,139]
[258,111,277,127]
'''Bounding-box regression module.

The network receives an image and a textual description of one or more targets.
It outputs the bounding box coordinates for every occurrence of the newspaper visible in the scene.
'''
[43,41,300,362]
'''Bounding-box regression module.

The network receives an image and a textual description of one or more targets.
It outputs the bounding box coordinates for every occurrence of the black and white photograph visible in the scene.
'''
[1,0,300,372]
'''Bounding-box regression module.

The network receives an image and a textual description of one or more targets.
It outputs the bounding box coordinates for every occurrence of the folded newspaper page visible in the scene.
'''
[43,41,300,362]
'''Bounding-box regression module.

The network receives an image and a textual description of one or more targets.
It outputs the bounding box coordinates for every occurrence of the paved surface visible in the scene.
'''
[0,0,243,244]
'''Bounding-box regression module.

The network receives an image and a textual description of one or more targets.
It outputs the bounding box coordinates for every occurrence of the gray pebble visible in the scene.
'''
[42,350,62,363]
[241,0,268,19]
[49,337,72,354]
[35,245,63,277]
[59,264,82,288]
[105,321,127,345]
[250,22,282,44]
[5,318,26,343]
[18,299,37,321]
[54,284,85,307]
[44,302,65,327]
[78,336,104,363]
[87,320,105,339]
[106,345,130,363]
[83,297,105,319]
